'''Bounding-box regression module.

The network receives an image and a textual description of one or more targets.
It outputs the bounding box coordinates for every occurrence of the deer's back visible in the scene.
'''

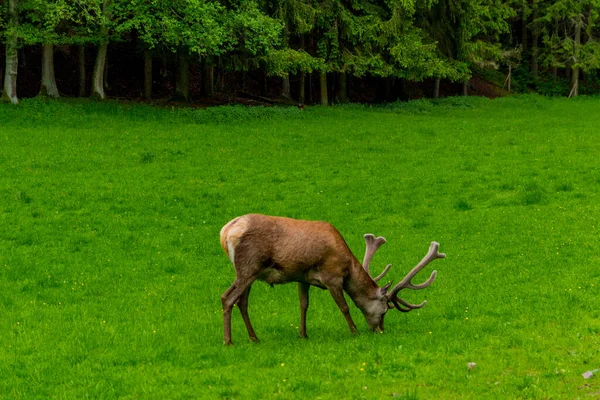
[220,214,355,285]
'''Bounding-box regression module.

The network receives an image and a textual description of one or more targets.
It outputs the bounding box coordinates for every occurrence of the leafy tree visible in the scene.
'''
[3,0,600,103]
[112,0,280,101]
[1,0,18,104]
[0,1,6,88]
[308,0,392,103]
[109,0,160,98]
[19,0,77,97]
[204,0,284,99]
[136,0,227,101]
[419,0,514,95]
[263,0,317,99]
[538,0,600,96]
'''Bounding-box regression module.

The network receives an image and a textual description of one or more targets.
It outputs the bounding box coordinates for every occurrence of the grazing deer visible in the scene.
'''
[219,214,445,345]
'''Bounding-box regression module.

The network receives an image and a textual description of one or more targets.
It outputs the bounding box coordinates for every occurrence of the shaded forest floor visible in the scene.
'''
[10,44,512,106]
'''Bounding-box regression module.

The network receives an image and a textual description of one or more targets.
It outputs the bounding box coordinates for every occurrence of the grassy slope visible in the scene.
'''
[0,96,599,399]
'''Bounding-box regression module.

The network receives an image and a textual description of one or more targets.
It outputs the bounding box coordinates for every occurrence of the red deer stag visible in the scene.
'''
[219,214,445,345]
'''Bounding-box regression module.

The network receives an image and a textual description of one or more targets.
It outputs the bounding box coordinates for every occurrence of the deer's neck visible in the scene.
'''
[344,260,379,308]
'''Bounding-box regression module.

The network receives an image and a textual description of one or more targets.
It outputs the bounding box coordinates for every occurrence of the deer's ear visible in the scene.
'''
[378,282,392,299]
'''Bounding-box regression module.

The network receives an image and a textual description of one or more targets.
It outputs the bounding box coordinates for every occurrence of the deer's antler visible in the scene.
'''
[387,241,445,312]
[363,234,391,282]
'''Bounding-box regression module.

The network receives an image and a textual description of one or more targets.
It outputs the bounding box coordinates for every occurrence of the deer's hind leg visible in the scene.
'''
[221,259,262,345]
[237,286,258,342]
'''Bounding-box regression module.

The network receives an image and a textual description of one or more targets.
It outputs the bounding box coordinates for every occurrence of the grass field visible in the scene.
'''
[0,95,599,399]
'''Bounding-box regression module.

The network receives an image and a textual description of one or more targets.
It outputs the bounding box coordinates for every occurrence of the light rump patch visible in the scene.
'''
[219,216,249,265]
[227,242,236,265]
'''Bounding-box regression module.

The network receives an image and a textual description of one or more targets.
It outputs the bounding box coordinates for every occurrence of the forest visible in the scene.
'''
[1,0,599,105]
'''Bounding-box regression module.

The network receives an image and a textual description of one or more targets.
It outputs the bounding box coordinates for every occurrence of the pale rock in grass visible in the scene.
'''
[582,369,598,379]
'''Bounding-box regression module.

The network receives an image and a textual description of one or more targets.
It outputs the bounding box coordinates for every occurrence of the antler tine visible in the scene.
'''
[372,264,392,283]
[390,297,427,312]
[387,242,445,309]
[363,234,387,277]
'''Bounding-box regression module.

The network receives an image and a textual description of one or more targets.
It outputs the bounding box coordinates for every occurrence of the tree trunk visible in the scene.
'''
[103,51,109,90]
[531,0,538,77]
[337,72,348,103]
[433,77,440,99]
[570,15,582,98]
[78,45,86,97]
[261,69,267,96]
[20,47,26,68]
[1,0,19,104]
[173,53,190,102]
[552,19,558,80]
[241,70,247,89]
[521,1,528,54]
[398,78,408,101]
[91,43,108,100]
[308,72,313,103]
[385,77,394,101]
[40,44,59,98]
[202,62,215,97]
[462,80,469,96]
[299,72,305,104]
[281,73,291,99]
[298,35,306,104]
[91,4,110,101]
[144,49,152,100]
[320,72,328,105]
[160,56,168,78]
[216,57,225,92]
[0,43,3,88]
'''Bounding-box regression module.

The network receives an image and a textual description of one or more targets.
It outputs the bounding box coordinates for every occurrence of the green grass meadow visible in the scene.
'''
[0,96,599,399]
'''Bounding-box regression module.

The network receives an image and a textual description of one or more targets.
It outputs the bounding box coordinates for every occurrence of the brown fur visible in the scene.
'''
[223,214,356,285]
[219,214,385,345]
[220,214,443,345]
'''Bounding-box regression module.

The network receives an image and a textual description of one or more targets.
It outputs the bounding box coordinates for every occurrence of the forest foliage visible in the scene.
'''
[1,0,600,104]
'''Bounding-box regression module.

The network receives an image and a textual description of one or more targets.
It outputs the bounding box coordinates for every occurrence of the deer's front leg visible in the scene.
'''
[326,282,358,335]
[298,282,310,338]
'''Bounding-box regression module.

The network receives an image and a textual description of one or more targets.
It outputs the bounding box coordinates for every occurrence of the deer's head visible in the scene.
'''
[359,234,446,332]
